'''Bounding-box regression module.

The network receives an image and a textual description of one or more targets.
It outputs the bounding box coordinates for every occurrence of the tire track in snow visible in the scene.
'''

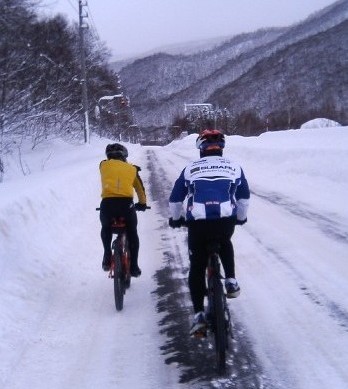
[244,200,348,333]
[251,190,348,243]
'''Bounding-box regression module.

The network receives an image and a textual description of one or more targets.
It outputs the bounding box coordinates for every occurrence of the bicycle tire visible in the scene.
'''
[113,246,125,311]
[123,241,131,290]
[212,273,227,373]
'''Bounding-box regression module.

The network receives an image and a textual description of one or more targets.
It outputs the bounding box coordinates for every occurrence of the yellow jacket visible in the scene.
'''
[100,159,147,203]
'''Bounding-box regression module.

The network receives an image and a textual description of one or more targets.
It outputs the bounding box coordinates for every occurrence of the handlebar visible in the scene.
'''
[169,216,246,228]
[95,205,151,211]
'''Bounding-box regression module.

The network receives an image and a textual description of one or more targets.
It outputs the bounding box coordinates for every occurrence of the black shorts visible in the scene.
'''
[100,197,137,230]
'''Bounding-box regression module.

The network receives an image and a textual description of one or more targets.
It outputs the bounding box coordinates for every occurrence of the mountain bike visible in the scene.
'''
[204,241,234,374]
[97,206,150,311]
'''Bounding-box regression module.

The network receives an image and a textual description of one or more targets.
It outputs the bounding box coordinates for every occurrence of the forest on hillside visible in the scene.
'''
[0,0,135,178]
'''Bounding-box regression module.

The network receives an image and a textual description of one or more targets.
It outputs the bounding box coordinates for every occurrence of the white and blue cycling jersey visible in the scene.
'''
[169,155,250,221]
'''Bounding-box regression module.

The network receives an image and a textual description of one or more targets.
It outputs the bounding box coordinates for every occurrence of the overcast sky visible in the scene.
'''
[40,0,337,60]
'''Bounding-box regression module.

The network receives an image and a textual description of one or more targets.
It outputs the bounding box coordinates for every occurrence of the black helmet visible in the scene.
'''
[196,129,225,156]
[105,143,128,161]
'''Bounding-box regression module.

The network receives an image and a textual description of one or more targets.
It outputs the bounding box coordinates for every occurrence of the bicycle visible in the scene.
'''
[204,241,234,374]
[96,206,150,311]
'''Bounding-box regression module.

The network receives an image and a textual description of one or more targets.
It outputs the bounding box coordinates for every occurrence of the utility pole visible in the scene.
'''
[79,0,90,143]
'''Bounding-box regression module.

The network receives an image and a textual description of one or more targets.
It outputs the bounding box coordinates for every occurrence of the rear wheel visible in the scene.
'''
[123,247,131,289]
[212,275,227,374]
[124,276,131,289]
[114,249,124,311]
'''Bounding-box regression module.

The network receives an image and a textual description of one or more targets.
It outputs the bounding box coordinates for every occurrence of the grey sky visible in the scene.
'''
[40,0,337,59]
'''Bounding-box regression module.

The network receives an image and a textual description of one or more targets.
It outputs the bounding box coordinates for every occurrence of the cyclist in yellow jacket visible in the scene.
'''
[99,143,148,276]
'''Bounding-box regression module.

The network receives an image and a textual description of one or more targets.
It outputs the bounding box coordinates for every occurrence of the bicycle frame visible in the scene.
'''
[109,218,129,275]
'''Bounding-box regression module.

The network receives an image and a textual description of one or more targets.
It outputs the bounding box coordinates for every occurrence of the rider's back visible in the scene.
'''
[170,154,249,221]
[100,159,145,202]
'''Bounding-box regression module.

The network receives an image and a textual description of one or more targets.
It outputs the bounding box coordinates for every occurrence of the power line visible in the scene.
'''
[86,3,100,41]
[65,0,78,13]
[63,1,100,41]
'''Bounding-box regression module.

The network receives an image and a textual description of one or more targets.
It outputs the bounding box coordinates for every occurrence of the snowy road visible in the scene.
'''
[1,129,348,388]
[146,137,348,388]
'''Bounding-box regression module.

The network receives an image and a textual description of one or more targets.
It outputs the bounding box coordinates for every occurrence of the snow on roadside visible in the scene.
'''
[1,125,347,388]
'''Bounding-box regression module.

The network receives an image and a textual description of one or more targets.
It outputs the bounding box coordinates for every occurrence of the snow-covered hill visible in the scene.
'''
[110,34,240,72]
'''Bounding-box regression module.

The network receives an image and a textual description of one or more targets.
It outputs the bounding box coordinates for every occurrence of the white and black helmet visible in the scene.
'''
[105,143,128,160]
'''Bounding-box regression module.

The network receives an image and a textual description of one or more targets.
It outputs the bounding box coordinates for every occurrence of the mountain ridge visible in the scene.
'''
[117,0,348,131]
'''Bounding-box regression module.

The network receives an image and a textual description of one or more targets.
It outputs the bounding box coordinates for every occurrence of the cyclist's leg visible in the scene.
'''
[216,218,241,297]
[188,221,208,313]
[125,208,140,275]
[100,199,113,269]
[216,218,236,278]
[100,200,113,254]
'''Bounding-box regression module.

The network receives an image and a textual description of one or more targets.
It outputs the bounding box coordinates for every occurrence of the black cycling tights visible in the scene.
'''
[100,197,139,269]
[187,218,235,313]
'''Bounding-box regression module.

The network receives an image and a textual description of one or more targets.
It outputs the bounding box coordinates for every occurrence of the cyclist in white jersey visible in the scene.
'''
[169,129,250,335]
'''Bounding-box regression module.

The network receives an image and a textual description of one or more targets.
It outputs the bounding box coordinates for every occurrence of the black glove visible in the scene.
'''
[134,202,147,211]
[169,216,185,228]
[235,218,247,225]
